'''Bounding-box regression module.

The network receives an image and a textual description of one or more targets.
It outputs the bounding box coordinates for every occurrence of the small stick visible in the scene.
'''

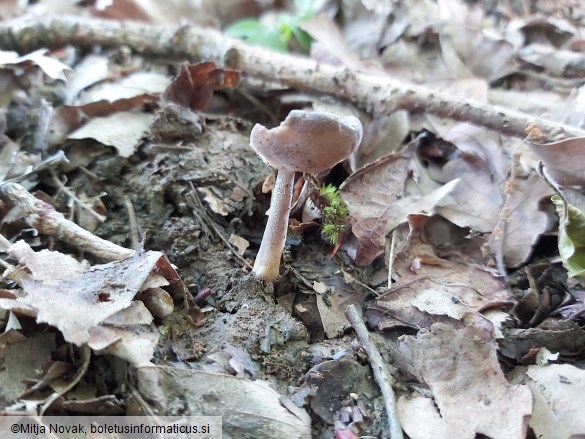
[123,195,142,248]
[345,304,403,439]
[0,182,133,261]
[50,171,107,223]
[0,16,583,143]
[386,229,397,288]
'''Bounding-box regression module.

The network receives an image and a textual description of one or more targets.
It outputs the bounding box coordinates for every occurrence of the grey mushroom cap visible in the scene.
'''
[250,110,363,174]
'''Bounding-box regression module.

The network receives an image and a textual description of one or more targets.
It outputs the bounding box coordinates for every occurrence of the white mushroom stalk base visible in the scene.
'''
[252,168,296,282]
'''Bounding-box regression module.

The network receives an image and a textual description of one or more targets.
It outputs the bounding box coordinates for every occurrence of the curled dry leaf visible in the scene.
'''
[340,148,413,265]
[51,94,159,147]
[0,49,70,81]
[161,61,240,112]
[367,215,510,332]
[552,191,585,277]
[0,242,190,349]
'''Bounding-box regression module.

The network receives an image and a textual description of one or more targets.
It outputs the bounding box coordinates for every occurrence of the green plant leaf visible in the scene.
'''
[225,19,288,52]
[553,194,585,278]
[291,26,313,50]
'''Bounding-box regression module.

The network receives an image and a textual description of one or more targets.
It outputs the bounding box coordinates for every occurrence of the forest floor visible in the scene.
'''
[0,1,585,438]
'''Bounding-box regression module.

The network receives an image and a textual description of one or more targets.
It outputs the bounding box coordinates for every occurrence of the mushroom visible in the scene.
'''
[250,110,363,282]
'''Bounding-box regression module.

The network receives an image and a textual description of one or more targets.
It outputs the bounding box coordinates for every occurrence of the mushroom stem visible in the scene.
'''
[252,168,296,282]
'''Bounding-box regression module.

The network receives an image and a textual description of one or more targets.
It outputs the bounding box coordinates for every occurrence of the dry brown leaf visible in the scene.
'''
[341,149,413,224]
[355,111,410,168]
[436,172,502,232]
[397,323,532,439]
[8,239,88,283]
[77,71,170,105]
[68,111,153,158]
[527,362,585,437]
[161,62,240,112]
[0,333,56,401]
[0,49,70,81]
[490,170,553,267]
[367,214,509,330]
[134,366,312,438]
[51,94,159,146]
[528,136,585,186]
[0,242,171,346]
[341,148,413,264]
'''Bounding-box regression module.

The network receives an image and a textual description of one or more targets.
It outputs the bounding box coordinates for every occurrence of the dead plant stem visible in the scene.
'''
[0,16,583,142]
[345,304,403,439]
[0,182,134,261]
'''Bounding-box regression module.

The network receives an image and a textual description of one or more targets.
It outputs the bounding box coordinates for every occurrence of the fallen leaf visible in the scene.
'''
[77,71,170,105]
[134,365,312,438]
[527,362,585,438]
[490,169,553,267]
[0,49,70,81]
[341,148,413,264]
[528,137,585,186]
[552,191,585,278]
[0,242,175,346]
[229,234,250,256]
[0,333,56,401]
[94,326,160,367]
[397,323,532,439]
[51,94,159,146]
[68,111,153,157]
[161,62,240,112]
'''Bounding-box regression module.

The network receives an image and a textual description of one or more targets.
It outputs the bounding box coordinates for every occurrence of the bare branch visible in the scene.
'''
[0,182,134,261]
[345,304,403,439]
[0,15,583,142]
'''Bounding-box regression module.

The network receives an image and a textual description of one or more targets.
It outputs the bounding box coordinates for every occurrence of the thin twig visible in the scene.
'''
[123,195,142,248]
[345,304,403,439]
[0,182,134,261]
[40,344,91,416]
[50,171,107,223]
[386,229,396,289]
[186,181,253,270]
[341,268,379,296]
[0,15,583,142]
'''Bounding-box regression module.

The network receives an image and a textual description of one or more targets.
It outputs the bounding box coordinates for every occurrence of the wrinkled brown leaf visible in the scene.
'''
[161,62,240,112]
[0,242,174,346]
[341,148,413,264]
[368,215,509,331]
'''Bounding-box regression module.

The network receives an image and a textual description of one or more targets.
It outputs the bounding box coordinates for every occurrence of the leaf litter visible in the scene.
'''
[0,0,584,438]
